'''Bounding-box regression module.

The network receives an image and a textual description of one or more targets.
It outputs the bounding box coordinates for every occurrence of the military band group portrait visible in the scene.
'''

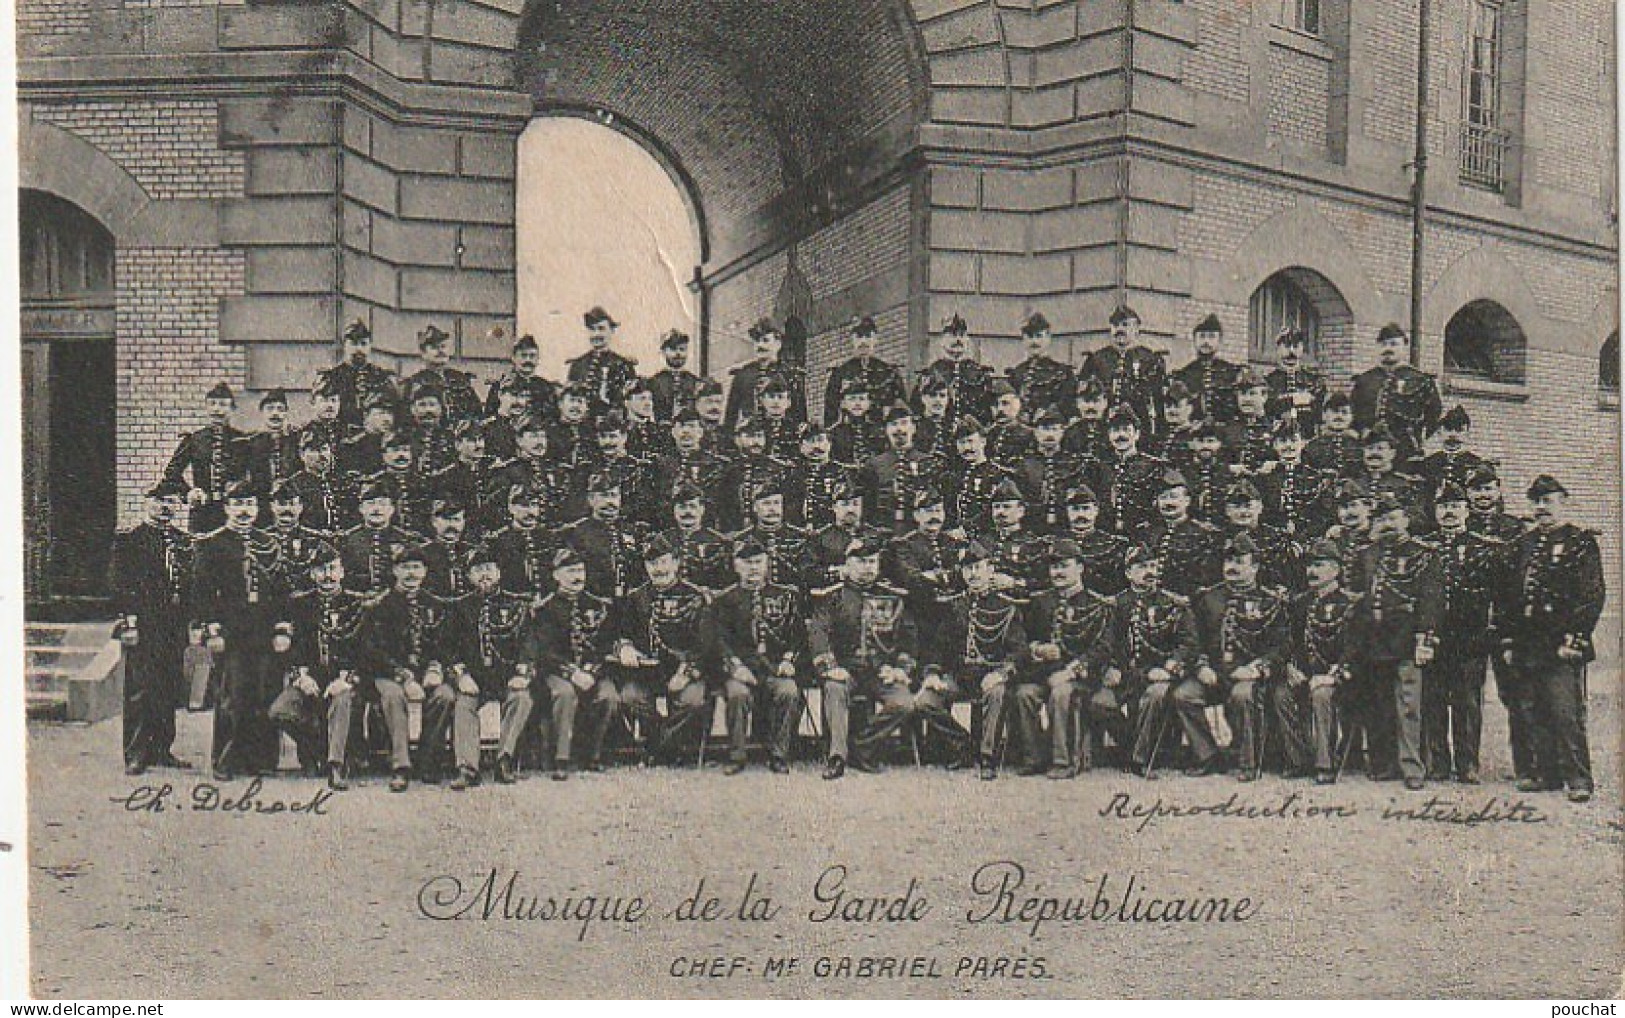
[111,303,1604,803]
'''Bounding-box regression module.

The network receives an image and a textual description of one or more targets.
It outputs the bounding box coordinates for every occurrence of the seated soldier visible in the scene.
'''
[353,544,449,792]
[712,540,807,775]
[268,549,367,789]
[1118,545,1199,776]
[1279,539,1361,784]
[526,548,618,779]
[929,542,1029,780]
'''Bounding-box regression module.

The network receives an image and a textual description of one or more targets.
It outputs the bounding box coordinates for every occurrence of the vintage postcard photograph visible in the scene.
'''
[5,0,1623,1001]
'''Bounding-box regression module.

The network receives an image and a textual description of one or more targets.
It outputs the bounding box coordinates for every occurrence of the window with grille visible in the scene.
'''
[19,191,115,301]
[1460,0,1508,190]
[1281,0,1321,35]
[1249,274,1321,364]
[1444,300,1526,385]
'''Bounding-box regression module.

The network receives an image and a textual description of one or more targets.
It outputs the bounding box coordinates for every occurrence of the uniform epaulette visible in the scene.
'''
[1164,590,1191,606]
[873,581,908,597]
[726,360,753,375]
[810,583,843,598]
[201,524,230,540]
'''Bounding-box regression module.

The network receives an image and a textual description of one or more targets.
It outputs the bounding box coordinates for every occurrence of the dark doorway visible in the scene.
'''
[46,340,118,597]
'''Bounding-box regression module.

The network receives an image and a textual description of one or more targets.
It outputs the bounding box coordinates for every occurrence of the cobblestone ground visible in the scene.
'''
[26,676,1625,999]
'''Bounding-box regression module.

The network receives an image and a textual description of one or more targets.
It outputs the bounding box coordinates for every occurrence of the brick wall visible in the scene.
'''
[115,247,249,526]
[1526,0,1613,202]
[17,0,89,43]
[33,100,245,200]
[1268,45,1330,153]
[1184,0,1251,104]
[708,251,790,373]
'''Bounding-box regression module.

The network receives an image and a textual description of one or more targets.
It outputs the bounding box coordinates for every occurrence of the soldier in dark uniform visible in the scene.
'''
[915,312,994,427]
[1144,469,1223,597]
[1087,405,1166,543]
[482,383,533,464]
[164,382,247,534]
[1184,533,1292,780]
[1013,408,1085,535]
[1180,421,1229,525]
[267,549,367,789]
[712,540,808,774]
[863,403,945,535]
[696,376,734,458]
[656,410,729,526]
[1117,544,1199,774]
[1423,482,1505,784]
[648,329,701,422]
[1170,314,1241,425]
[319,320,399,435]
[608,534,720,765]
[337,392,398,478]
[1279,539,1362,784]
[1063,379,1110,461]
[1144,381,1198,463]
[825,315,905,427]
[404,385,458,477]
[948,417,1011,538]
[887,487,967,621]
[1354,425,1427,535]
[364,431,434,537]
[807,481,883,591]
[1017,539,1120,776]
[1501,475,1605,801]
[808,537,921,779]
[1304,390,1363,477]
[1350,323,1443,466]
[564,472,649,600]
[985,379,1037,465]
[757,378,806,462]
[110,480,195,775]
[1053,484,1129,597]
[1465,464,1527,542]
[577,412,659,528]
[190,479,287,781]
[297,377,346,452]
[526,548,618,778]
[1223,369,1278,479]
[403,324,482,423]
[828,379,886,470]
[434,550,534,789]
[487,417,570,533]
[722,417,795,534]
[986,479,1048,597]
[1222,480,1301,591]
[1257,420,1333,538]
[731,483,812,591]
[1323,478,1376,566]
[421,500,476,599]
[335,480,419,599]
[661,482,736,593]
[426,421,497,538]
[1265,328,1329,438]
[625,380,674,463]
[1349,491,1443,789]
[352,544,448,791]
[914,376,959,471]
[264,480,334,596]
[566,306,639,418]
[930,542,1029,779]
[1080,306,1167,436]
[483,333,557,425]
[551,383,601,487]
[1008,312,1078,424]
[725,319,806,432]
[243,388,300,503]
[483,483,557,602]
[1416,405,1489,515]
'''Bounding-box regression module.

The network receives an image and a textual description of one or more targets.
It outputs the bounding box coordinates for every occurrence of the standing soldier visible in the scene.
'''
[1146,381,1199,463]
[824,315,905,427]
[1013,408,1086,535]
[581,412,659,528]
[914,376,961,471]
[403,324,482,422]
[1353,426,1426,532]
[1063,379,1111,461]
[625,380,674,463]
[421,500,476,599]
[1170,314,1241,425]
[863,404,944,535]
[915,313,994,426]
[930,542,1029,780]
[828,379,885,470]
[1223,370,1278,479]
[1080,306,1166,436]
[268,549,368,789]
[336,481,421,600]
[404,385,458,477]
[985,480,1048,597]
[1465,464,1527,541]
[483,334,558,425]
[338,392,398,478]
[243,389,300,499]
[1265,328,1329,438]
[318,320,398,435]
[656,410,729,525]
[298,377,346,452]
[353,545,448,792]
[1423,482,1504,784]
[1144,469,1223,598]
[1117,545,1199,774]
[190,479,286,781]
[1222,480,1301,591]
[526,548,618,778]
[757,378,806,461]
[659,482,737,594]
[551,383,601,488]
[807,481,884,591]
[1257,420,1333,539]
[365,431,434,537]
[426,421,496,538]
[1018,539,1120,776]
[1304,390,1364,477]
[985,380,1037,465]
[647,329,701,422]
[1323,478,1376,565]
[110,479,195,775]
[164,382,247,534]
[1185,533,1292,780]
[483,484,558,602]
[1501,475,1604,802]
[722,417,795,534]
[1278,539,1362,784]
[712,540,808,774]
[948,417,1011,539]
[887,487,968,620]
[264,480,333,596]
[1181,421,1230,525]
[487,417,570,533]
[286,431,354,536]
[434,550,535,789]
[1007,312,1077,425]
[695,377,735,458]
[730,484,812,591]
[1349,491,1443,790]
[1415,405,1488,507]
[564,473,648,600]
[726,318,806,432]
[1087,406,1166,543]
[567,306,639,418]
[1052,484,1129,597]
[1350,323,1443,467]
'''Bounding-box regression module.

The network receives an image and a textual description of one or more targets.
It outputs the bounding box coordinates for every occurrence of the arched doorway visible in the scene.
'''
[20,189,118,602]
[1444,299,1528,385]
[1248,267,1355,370]
[516,116,704,379]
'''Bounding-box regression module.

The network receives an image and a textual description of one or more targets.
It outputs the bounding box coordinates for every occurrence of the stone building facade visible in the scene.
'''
[16,0,1620,628]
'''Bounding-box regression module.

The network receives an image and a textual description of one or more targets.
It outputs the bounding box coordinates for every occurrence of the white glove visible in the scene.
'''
[979,669,1008,694]
[731,662,757,687]
[119,629,140,648]
[825,666,853,685]
[423,662,444,688]
[205,635,226,654]
[1147,666,1171,684]
[568,668,594,692]
[617,643,643,669]
[922,673,949,694]
[667,664,690,694]
[457,673,480,697]
[1047,667,1074,689]
[294,672,320,697]
[1103,667,1123,689]
[776,659,797,679]
[1309,673,1337,691]
[272,633,292,654]
[1233,662,1261,682]
[878,664,909,687]
[188,487,207,507]
[1286,663,1308,687]
[1197,665,1219,687]
[403,680,426,702]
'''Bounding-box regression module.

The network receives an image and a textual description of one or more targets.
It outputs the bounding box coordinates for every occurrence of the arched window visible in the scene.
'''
[1601,332,1619,395]
[1247,268,1353,366]
[20,190,114,301]
[1443,300,1527,385]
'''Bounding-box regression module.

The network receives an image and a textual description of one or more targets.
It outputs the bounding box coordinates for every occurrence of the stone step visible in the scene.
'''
[26,646,103,669]
[26,691,69,722]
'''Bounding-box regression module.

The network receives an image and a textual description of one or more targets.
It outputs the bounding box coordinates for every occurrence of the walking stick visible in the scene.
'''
[1333,718,1363,784]
[1143,708,1170,780]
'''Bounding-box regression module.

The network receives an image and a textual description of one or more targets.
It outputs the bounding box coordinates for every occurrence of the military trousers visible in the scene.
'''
[1365,660,1424,781]
[209,646,282,776]
[544,673,617,765]
[1522,652,1594,792]
[1490,656,1539,781]
[720,674,802,764]
[1422,652,1486,779]
[1011,671,1077,771]
[122,631,184,769]
[268,684,329,770]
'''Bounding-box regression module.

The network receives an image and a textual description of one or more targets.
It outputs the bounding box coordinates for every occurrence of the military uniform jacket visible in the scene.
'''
[426,459,497,534]
[565,516,650,599]
[1417,449,1489,504]
[1358,470,1427,532]
[566,348,639,416]
[863,447,946,533]
[527,588,615,678]
[1144,424,1198,464]
[337,431,386,478]
[1171,355,1242,423]
[713,581,807,678]
[266,525,335,596]
[1504,524,1605,662]
[110,522,194,637]
[486,456,570,529]
[1350,365,1443,461]
[422,538,476,600]
[917,413,963,471]
[916,357,994,424]
[1259,460,1334,538]
[660,525,735,593]
[808,580,920,679]
[1062,418,1109,461]
[929,589,1030,678]
[720,454,796,533]
[356,588,449,679]
[319,359,398,431]
[729,523,812,591]
[648,368,702,422]
[286,468,357,534]
[1227,522,1302,591]
[404,366,482,421]
[1007,355,1078,423]
[987,526,1049,596]
[1144,516,1223,596]
[189,525,290,642]
[616,579,718,673]
[1182,452,1230,524]
[628,418,675,464]
[548,418,600,483]
[244,428,300,494]
[1110,587,1197,683]
[1428,527,1506,657]
[808,523,885,591]
[1304,429,1363,478]
[335,523,418,598]
[361,467,435,536]
[483,370,559,424]
[285,586,368,686]
[1350,537,1443,662]
[1192,582,1291,682]
[1013,448,1087,532]
[407,422,458,476]
[887,527,967,609]
[725,359,807,432]
[788,459,858,531]
[950,459,1012,536]
[1087,451,1168,542]
[761,414,805,462]
[566,453,659,527]
[443,589,533,696]
[1079,346,1166,432]
[1469,508,1526,543]
[1024,586,1118,683]
[164,423,248,503]
[1265,366,1328,437]
[654,449,728,514]
[985,419,1036,467]
[1052,529,1130,597]
[1221,416,1278,476]
[824,356,906,427]
[482,523,557,598]
[830,415,885,470]
[1289,587,1362,678]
